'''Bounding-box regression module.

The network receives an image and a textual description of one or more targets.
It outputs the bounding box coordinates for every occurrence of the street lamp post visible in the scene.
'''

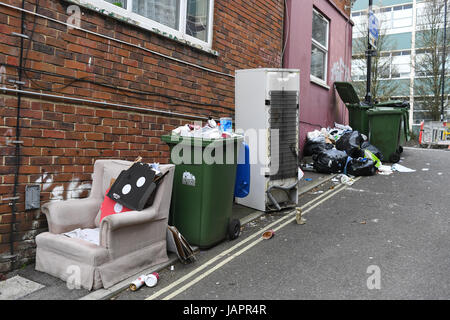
[365,0,374,104]
[441,0,448,121]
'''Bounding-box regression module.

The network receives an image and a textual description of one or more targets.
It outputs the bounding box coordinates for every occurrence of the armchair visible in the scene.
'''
[35,160,175,290]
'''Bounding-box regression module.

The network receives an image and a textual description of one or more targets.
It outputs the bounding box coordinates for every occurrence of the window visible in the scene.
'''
[84,0,214,48]
[377,50,411,79]
[351,58,366,81]
[310,9,329,86]
[391,51,411,78]
[378,4,412,29]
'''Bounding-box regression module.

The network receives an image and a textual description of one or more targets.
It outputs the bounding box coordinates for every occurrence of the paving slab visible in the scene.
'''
[0,275,45,300]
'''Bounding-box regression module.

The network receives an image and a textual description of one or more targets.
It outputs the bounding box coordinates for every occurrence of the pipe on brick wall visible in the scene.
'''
[7,0,28,259]
[0,2,234,79]
[0,87,209,121]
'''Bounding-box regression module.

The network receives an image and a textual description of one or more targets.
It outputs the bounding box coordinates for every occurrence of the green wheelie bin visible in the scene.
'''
[367,108,404,163]
[161,134,243,249]
[375,100,410,151]
[334,82,410,151]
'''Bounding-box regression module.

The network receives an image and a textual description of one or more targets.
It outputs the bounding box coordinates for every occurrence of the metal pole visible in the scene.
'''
[365,0,373,104]
[441,0,448,121]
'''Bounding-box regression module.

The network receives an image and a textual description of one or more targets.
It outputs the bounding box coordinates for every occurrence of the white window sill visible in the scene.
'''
[310,75,330,90]
[67,0,219,57]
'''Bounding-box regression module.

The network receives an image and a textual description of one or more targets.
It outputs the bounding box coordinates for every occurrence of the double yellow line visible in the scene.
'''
[146,177,360,300]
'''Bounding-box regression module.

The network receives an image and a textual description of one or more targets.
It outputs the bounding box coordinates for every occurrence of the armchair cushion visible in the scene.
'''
[36,232,109,266]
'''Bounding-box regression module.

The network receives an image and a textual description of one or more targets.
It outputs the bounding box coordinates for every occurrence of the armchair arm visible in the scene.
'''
[100,206,158,233]
[41,197,102,234]
[100,206,167,258]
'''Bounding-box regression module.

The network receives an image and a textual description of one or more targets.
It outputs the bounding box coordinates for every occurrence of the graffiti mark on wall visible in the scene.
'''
[1,128,14,147]
[0,65,6,88]
[35,173,92,203]
[330,58,351,83]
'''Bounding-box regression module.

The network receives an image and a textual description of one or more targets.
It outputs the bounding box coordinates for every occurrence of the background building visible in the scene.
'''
[351,0,450,136]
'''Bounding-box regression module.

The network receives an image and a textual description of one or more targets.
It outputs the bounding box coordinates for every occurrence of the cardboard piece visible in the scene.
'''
[166,226,196,264]
[107,162,156,211]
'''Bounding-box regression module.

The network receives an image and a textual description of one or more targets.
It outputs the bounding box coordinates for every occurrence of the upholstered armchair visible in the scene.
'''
[35,160,175,290]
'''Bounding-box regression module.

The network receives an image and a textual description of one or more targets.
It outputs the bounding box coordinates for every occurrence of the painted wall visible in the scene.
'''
[283,0,353,156]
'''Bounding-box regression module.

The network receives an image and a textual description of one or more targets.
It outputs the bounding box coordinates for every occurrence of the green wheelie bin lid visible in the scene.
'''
[334,82,362,105]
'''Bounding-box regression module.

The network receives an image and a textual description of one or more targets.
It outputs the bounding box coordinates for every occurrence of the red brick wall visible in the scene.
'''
[330,0,352,16]
[0,0,284,273]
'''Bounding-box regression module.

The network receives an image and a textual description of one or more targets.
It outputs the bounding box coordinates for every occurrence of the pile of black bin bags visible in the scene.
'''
[304,130,384,177]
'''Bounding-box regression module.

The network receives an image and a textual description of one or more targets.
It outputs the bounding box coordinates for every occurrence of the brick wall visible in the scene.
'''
[330,0,352,16]
[0,0,284,273]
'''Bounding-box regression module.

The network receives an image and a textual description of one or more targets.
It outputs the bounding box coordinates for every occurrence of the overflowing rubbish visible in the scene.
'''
[345,157,376,176]
[378,165,394,175]
[144,272,159,288]
[129,275,147,291]
[63,228,100,246]
[166,225,196,264]
[335,131,364,158]
[338,174,355,186]
[295,208,306,225]
[107,160,168,212]
[361,141,384,162]
[312,148,348,174]
[171,116,242,139]
[129,272,159,291]
[303,123,412,180]
[262,229,275,240]
[392,164,416,173]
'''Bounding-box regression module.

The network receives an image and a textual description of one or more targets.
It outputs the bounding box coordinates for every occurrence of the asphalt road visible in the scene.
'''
[113,147,450,300]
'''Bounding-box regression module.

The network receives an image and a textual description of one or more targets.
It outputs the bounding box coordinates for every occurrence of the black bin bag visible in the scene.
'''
[336,131,364,158]
[361,141,384,161]
[346,157,376,176]
[107,162,160,211]
[312,149,348,174]
[303,137,334,156]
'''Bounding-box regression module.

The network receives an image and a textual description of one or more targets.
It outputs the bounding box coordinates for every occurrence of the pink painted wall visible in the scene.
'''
[283,0,353,157]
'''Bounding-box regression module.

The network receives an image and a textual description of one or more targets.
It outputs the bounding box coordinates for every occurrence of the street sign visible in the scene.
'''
[368,10,379,49]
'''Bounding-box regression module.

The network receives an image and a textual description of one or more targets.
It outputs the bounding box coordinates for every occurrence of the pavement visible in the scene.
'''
[1,147,449,300]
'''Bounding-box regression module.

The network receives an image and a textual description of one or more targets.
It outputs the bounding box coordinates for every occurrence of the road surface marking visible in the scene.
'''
[146,178,359,300]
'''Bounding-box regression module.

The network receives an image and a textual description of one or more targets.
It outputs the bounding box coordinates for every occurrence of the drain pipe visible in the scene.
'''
[7,0,27,259]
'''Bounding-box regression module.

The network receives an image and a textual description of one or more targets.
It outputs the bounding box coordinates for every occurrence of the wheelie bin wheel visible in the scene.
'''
[389,152,401,163]
[227,219,241,240]
[398,146,403,153]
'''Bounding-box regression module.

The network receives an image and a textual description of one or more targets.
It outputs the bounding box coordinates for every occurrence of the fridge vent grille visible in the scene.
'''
[269,90,298,181]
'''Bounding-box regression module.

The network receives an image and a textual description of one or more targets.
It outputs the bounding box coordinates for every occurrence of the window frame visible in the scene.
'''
[310,9,330,88]
[80,0,215,49]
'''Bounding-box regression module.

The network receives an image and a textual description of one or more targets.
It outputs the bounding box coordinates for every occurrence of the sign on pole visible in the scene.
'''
[368,10,379,49]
